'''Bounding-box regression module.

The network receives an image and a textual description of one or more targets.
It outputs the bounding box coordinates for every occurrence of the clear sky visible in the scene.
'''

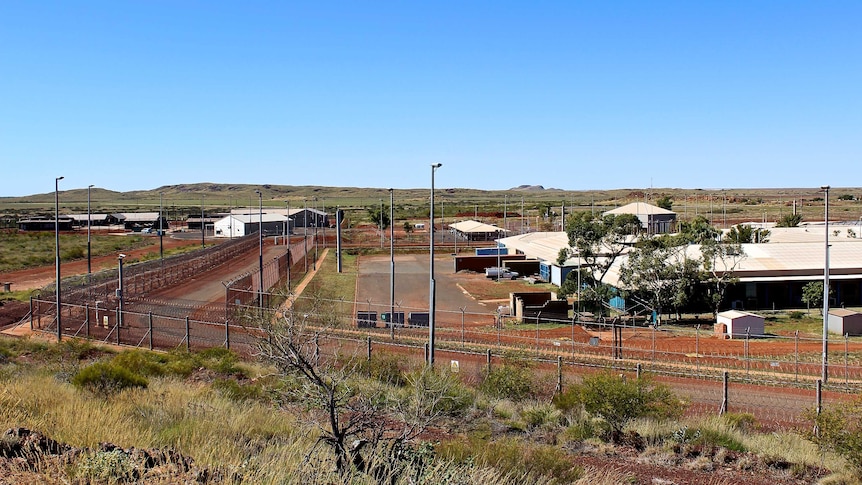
[1,1,860,196]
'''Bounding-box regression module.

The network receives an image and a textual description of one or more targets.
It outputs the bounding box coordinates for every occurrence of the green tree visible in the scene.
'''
[726,224,770,244]
[806,397,862,472]
[559,212,642,314]
[776,213,803,227]
[403,221,413,233]
[620,244,705,321]
[700,238,745,316]
[676,215,719,244]
[559,372,684,443]
[655,195,673,211]
[801,281,833,314]
[368,207,391,230]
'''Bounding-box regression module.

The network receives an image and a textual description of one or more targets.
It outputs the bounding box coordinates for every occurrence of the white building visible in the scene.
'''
[213,213,288,238]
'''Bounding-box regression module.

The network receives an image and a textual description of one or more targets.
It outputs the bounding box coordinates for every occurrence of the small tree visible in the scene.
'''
[806,397,862,472]
[559,372,684,443]
[655,195,673,211]
[368,207,391,230]
[776,213,803,228]
[403,221,413,233]
[801,281,833,314]
[257,292,463,478]
[726,224,770,244]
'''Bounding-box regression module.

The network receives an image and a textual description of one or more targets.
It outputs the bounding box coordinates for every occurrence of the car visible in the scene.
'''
[485,267,519,279]
[141,228,152,234]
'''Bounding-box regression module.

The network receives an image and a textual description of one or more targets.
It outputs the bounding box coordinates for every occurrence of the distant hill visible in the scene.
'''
[509,185,564,192]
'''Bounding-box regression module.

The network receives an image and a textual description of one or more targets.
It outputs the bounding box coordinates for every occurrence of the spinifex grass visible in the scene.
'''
[0,231,149,272]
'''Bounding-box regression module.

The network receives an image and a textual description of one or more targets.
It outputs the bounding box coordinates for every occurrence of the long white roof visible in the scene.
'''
[604,202,675,216]
[222,214,288,224]
[450,220,507,234]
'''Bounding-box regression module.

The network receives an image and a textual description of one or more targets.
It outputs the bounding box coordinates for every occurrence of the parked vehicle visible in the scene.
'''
[485,267,519,279]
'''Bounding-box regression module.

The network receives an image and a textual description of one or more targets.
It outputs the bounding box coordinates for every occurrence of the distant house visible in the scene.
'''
[17,217,74,231]
[603,202,677,234]
[231,208,327,229]
[213,214,289,238]
[450,220,508,242]
[119,212,167,231]
[66,213,124,227]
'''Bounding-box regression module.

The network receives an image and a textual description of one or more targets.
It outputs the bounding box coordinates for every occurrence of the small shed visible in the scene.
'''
[828,308,862,336]
[715,310,765,339]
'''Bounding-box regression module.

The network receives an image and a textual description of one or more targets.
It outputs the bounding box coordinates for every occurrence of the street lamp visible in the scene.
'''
[55,176,64,342]
[159,192,164,263]
[389,188,395,340]
[118,253,126,329]
[87,184,94,275]
[822,185,831,383]
[256,190,264,309]
[201,194,206,249]
[429,162,442,365]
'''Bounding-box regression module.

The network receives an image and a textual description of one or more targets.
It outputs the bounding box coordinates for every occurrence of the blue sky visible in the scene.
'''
[1,1,860,196]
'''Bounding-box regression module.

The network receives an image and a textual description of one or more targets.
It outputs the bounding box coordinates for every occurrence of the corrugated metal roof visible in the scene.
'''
[604,202,676,216]
[120,212,160,222]
[450,220,506,234]
[222,214,288,224]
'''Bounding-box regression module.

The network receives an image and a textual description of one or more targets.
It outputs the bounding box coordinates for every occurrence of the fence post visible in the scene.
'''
[116,308,121,346]
[720,371,729,415]
[424,343,429,364]
[816,379,823,417]
[636,362,642,380]
[85,304,90,338]
[556,356,562,394]
[225,318,230,351]
[794,330,799,382]
[845,333,849,390]
[148,312,153,351]
[367,336,372,361]
[185,316,190,352]
[745,328,750,378]
[29,297,33,330]
[486,349,492,375]
[314,335,320,364]
[695,324,700,376]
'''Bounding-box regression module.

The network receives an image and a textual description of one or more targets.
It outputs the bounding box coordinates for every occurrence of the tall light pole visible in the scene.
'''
[118,254,126,329]
[87,184,93,275]
[429,163,442,365]
[55,176,64,342]
[256,190,264,309]
[201,195,206,249]
[822,185,831,383]
[303,197,308,273]
[380,198,384,249]
[159,192,164,263]
[389,188,395,339]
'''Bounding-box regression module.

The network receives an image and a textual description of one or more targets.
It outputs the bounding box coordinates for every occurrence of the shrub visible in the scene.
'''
[72,361,148,394]
[805,397,862,472]
[568,372,685,443]
[355,354,407,387]
[405,367,473,417]
[789,310,806,320]
[521,402,563,430]
[111,350,167,377]
[480,365,534,401]
[478,438,582,482]
[722,412,757,432]
[76,449,137,482]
